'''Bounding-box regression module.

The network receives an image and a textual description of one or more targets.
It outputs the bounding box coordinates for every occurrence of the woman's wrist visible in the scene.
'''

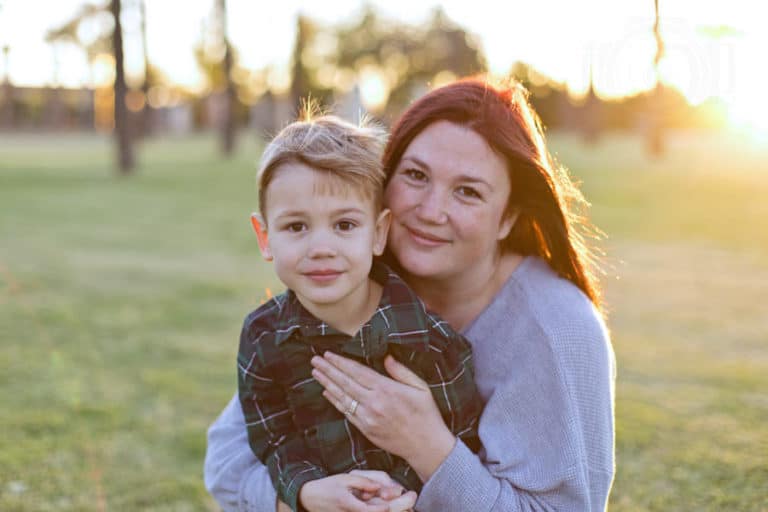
[407,425,457,483]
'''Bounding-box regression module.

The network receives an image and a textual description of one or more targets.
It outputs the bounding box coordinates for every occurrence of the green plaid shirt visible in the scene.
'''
[237,262,482,512]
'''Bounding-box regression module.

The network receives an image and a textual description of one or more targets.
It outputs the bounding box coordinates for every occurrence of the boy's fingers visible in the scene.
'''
[348,469,395,485]
[387,490,418,512]
[343,474,382,493]
[341,494,388,512]
[376,485,404,500]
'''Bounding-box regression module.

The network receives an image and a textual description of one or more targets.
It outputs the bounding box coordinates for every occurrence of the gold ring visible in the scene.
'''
[344,398,359,417]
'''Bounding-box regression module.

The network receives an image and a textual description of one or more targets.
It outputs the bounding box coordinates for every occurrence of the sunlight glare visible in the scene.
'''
[358,67,388,111]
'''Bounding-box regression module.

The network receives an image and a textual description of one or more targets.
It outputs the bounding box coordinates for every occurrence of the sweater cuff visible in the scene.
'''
[416,439,499,512]
[239,463,278,512]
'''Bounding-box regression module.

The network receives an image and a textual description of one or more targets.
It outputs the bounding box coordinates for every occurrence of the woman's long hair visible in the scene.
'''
[383,78,604,312]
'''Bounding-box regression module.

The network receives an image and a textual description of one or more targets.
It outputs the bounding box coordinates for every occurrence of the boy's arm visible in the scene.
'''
[238,330,326,511]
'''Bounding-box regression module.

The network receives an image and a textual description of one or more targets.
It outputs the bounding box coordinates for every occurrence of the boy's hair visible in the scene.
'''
[257,112,388,222]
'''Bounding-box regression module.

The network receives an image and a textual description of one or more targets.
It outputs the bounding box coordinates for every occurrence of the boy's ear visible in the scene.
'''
[372,208,392,256]
[250,213,273,261]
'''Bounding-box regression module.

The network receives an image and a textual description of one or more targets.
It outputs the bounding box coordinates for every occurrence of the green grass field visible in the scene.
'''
[1,130,766,511]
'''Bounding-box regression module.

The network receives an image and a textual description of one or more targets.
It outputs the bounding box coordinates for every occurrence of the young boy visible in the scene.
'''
[238,114,482,512]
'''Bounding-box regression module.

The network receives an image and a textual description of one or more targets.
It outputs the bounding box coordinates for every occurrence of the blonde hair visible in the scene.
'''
[257,112,388,222]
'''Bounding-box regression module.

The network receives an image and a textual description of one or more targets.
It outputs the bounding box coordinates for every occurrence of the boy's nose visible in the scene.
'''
[306,233,337,258]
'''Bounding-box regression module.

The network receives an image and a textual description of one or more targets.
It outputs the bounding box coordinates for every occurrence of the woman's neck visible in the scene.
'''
[406,252,524,332]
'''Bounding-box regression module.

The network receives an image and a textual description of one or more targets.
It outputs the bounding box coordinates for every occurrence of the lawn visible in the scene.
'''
[1,130,766,511]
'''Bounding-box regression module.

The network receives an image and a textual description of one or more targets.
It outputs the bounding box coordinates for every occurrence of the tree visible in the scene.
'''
[333,6,486,119]
[111,0,134,173]
[218,0,235,155]
[138,0,151,137]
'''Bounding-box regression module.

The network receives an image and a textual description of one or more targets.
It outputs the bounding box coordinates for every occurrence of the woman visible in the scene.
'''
[205,78,615,511]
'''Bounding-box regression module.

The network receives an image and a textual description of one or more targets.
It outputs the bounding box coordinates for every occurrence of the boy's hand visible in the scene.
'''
[349,470,417,512]
[298,474,389,512]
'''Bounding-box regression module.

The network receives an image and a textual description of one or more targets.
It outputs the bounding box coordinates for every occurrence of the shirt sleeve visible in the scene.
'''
[238,333,326,512]
[203,392,278,512]
[415,324,615,512]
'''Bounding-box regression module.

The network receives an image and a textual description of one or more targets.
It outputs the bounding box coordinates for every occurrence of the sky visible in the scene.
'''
[0,0,766,130]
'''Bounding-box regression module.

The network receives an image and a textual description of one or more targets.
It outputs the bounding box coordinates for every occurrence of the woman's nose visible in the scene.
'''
[416,188,448,224]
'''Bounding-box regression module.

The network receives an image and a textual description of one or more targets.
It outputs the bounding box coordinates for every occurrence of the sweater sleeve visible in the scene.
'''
[204,392,278,512]
[416,318,615,512]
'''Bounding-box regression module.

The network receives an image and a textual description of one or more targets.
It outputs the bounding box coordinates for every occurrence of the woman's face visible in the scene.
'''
[384,121,515,282]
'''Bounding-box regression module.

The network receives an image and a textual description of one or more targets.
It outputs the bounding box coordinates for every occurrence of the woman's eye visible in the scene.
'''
[286,222,306,233]
[457,186,481,199]
[336,221,356,231]
[404,168,427,182]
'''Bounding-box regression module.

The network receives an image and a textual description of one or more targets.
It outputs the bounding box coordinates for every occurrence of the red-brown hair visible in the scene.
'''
[383,78,604,311]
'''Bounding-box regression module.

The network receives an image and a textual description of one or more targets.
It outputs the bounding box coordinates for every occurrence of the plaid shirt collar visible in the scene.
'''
[271,261,431,358]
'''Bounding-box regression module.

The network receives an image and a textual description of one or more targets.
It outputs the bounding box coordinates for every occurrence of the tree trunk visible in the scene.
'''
[219,0,235,156]
[139,0,151,138]
[111,0,134,173]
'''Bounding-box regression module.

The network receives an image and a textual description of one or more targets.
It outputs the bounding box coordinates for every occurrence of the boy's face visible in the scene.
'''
[258,162,390,313]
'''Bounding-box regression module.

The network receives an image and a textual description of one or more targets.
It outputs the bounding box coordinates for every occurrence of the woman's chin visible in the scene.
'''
[398,253,450,279]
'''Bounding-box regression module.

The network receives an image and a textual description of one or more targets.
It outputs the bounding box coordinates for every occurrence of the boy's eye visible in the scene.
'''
[336,220,357,231]
[404,168,427,182]
[286,222,306,233]
[456,186,482,199]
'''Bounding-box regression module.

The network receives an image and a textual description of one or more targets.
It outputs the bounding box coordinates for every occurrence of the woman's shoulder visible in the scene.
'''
[509,257,605,334]
[470,256,610,366]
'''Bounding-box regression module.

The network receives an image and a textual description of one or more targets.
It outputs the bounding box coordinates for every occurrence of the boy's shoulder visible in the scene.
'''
[240,292,291,345]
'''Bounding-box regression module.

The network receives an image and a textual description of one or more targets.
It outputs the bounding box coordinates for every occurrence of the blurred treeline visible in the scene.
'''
[0,2,725,168]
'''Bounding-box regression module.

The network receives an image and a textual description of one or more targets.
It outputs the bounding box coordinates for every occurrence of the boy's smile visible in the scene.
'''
[258,163,391,333]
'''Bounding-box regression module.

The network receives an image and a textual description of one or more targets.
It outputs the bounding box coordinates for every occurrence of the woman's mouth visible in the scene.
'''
[404,226,451,247]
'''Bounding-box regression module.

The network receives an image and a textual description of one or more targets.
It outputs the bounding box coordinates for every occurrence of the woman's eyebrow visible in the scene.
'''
[457,174,492,189]
[400,156,430,169]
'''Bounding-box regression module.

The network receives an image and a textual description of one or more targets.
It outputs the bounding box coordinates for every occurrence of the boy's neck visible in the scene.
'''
[296,277,384,336]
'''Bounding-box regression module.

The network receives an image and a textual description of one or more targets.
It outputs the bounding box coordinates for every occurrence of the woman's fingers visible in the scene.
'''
[312,367,352,406]
[321,352,388,389]
[322,390,366,430]
[311,354,375,398]
[384,355,429,390]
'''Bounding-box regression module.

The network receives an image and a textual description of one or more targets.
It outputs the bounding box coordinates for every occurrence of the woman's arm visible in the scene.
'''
[204,392,278,512]
[311,322,615,512]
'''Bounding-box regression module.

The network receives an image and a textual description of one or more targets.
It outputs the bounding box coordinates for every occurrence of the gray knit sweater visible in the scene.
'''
[204,256,616,511]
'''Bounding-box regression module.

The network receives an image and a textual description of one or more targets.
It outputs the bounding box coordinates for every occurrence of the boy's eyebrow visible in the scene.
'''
[273,207,368,219]
[400,156,492,189]
[273,210,307,219]
[330,207,367,216]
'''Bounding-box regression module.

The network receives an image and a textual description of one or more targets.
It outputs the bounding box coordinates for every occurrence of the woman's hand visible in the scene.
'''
[311,353,456,481]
